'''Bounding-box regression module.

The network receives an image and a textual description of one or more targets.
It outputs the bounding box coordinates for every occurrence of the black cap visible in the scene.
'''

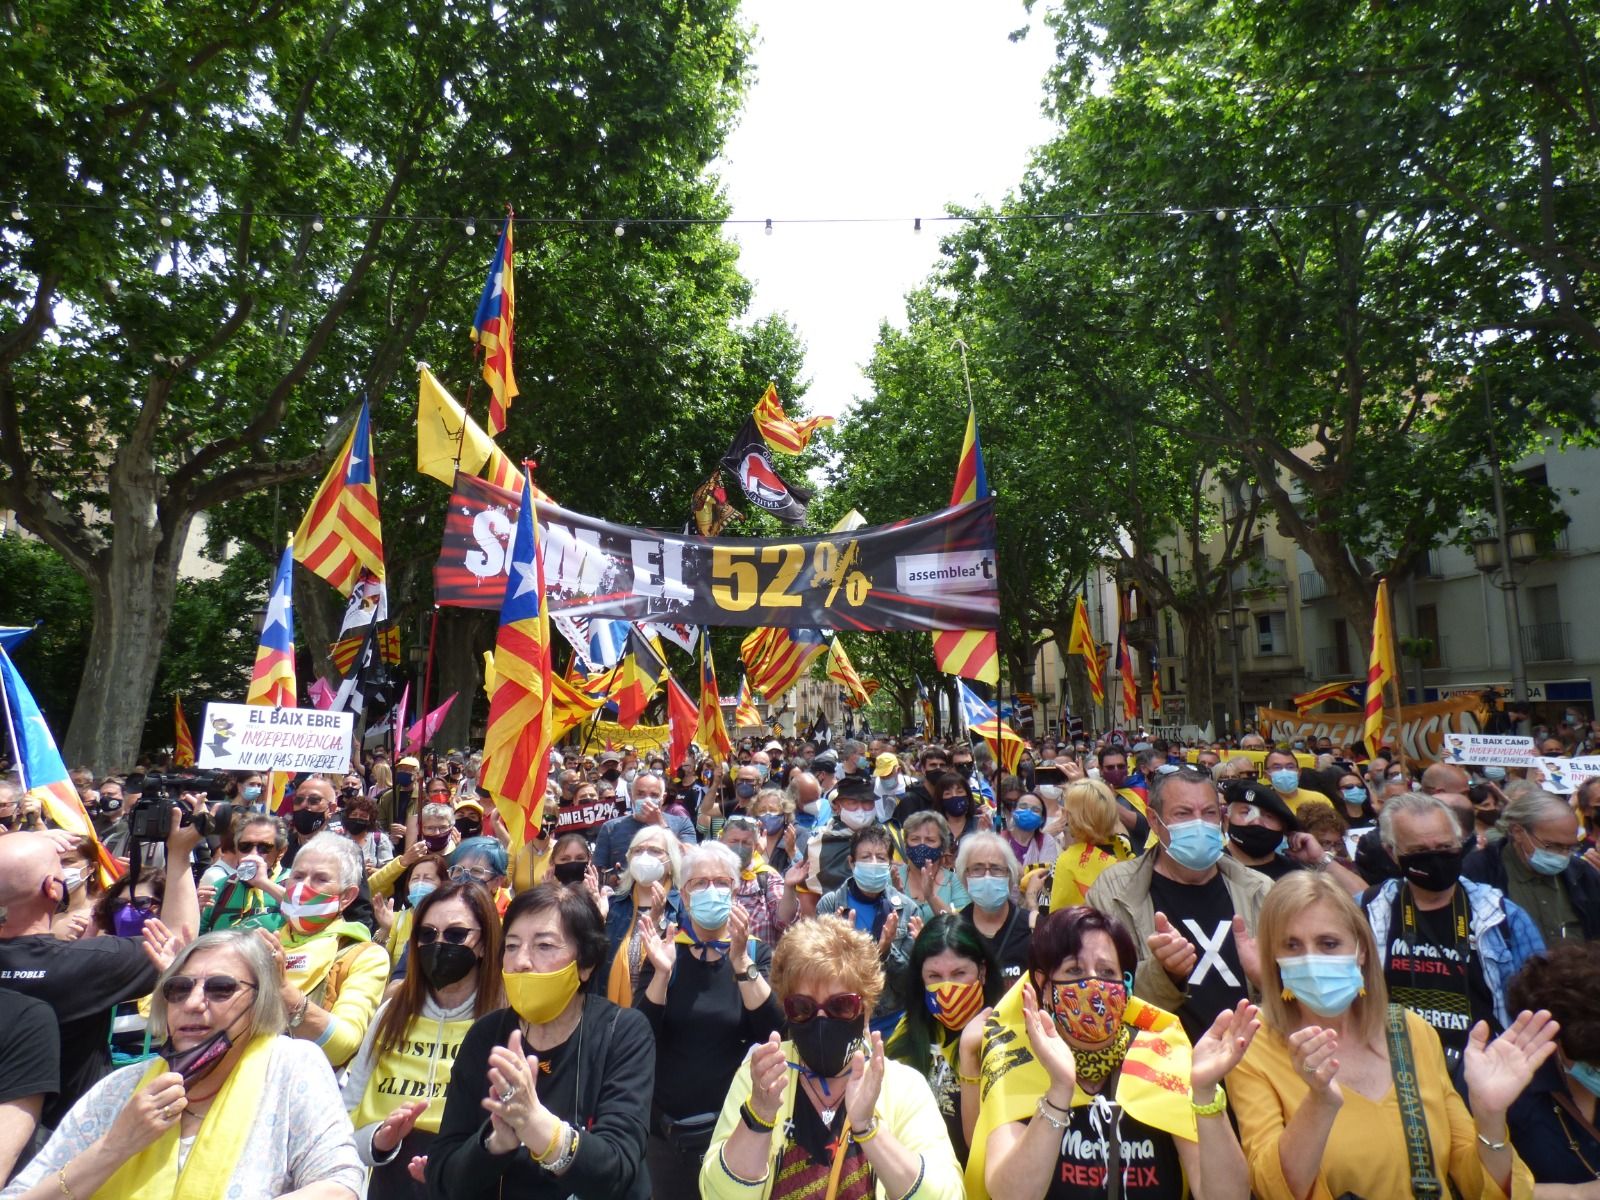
[833,776,874,804]
[1222,779,1298,831]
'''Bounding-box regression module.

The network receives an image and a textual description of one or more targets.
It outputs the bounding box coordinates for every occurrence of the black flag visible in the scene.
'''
[720,416,810,525]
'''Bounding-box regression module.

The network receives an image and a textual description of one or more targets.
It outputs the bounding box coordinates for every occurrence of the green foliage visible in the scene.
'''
[0,535,92,731]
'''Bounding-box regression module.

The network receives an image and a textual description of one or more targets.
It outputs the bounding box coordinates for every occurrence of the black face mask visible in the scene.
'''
[343,817,372,836]
[943,796,970,818]
[601,768,620,782]
[416,940,478,989]
[423,832,452,853]
[1399,847,1464,893]
[395,772,413,788]
[551,859,589,886]
[455,820,482,839]
[291,809,326,837]
[789,1016,863,1079]
[1227,824,1284,859]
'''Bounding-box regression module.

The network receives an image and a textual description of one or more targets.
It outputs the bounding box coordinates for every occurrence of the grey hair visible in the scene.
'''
[420,802,454,824]
[1214,758,1254,781]
[1378,791,1457,850]
[902,809,953,853]
[617,824,682,890]
[1147,766,1217,818]
[149,928,288,1040]
[293,830,363,889]
[751,786,788,815]
[630,770,667,794]
[953,831,1021,890]
[1498,789,1574,838]
[841,739,866,758]
[681,840,741,882]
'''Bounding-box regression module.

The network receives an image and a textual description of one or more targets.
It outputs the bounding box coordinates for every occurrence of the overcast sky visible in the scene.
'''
[720,1,1060,419]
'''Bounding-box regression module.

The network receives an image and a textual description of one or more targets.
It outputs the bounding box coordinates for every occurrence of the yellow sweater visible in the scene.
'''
[700,1044,965,1200]
[1229,1009,1532,1200]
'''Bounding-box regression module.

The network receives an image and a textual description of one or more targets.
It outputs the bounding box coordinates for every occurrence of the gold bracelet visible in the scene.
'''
[957,1070,981,1085]
[1191,1084,1228,1117]
[57,1165,75,1200]
[850,1115,880,1143]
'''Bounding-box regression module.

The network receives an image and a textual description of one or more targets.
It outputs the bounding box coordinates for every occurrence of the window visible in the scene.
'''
[1415,605,1442,669]
[1256,611,1289,656]
[1164,613,1176,657]
[1333,618,1351,675]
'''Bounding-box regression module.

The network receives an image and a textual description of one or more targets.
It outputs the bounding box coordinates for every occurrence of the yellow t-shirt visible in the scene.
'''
[1229,1009,1532,1200]
[1282,786,1332,815]
[350,1005,476,1134]
[1048,839,1133,911]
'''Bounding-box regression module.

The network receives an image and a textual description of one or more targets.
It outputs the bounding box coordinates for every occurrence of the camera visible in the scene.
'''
[127,774,212,842]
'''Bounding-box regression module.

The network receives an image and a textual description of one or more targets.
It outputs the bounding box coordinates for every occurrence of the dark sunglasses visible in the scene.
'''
[120,895,161,912]
[237,841,274,856]
[782,992,864,1024]
[161,975,259,1004]
[415,924,476,946]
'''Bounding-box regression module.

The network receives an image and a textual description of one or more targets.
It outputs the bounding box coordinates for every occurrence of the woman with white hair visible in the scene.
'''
[604,824,683,1006]
[2,928,364,1200]
[634,841,785,1199]
[248,830,392,1068]
[955,831,1033,982]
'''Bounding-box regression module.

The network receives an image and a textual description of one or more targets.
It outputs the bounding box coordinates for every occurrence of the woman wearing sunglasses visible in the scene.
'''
[200,813,288,931]
[341,881,502,1198]
[427,883,654,1200]
[701,917,965,1200]
[91,869,165,937]
[966,906,1259,1200]
[2,928,364,1200]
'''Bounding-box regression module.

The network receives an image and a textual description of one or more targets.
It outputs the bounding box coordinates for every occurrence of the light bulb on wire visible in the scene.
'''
[8,206,21,222]
[159,212,173,228]
[311,215,324,233]
[914,217,922,234]
[613,221,625,237]
[465,219,477,237]
[764,218,773,237]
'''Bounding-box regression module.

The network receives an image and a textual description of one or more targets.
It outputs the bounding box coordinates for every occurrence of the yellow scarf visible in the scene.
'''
[280,919,370,1004]
[741,850,779,883]
[964,977,1195,1200]
[94,1033,275,1200]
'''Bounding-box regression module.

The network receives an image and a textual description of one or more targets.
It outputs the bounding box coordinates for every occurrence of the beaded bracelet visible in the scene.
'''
[1034,1098,1070,1130]
[850,1116,880,1143]
[1192,1085,1228,1117]
[889,1153,926,1200]
[740,1101,776,1132]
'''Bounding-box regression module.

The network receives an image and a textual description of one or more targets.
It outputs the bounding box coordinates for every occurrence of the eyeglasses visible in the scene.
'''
[121,895,161,912]
[416,924,477,946]
[964,864,1011,878]
[160,975,259,1004]
[684,876,736,893]
[1527,830,1584,856]
[782,992,864,1024]
[449,865,496,884]
[237,841,274,856]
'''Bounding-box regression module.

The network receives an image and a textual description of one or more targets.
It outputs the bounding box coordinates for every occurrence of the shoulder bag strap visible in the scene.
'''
[1385,1003,1444,1200]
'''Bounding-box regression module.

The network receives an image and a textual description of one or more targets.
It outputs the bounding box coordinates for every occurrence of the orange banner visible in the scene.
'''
[1260,694,1486,764]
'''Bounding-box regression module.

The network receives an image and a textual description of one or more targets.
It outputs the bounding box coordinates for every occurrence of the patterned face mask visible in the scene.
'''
[923,979,986,1031]
[1049,974,1131,1045]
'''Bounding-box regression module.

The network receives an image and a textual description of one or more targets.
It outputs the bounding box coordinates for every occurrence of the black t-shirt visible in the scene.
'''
[1147,870,1247,1043]
[1250,856,1303,881]
[1384,891,1490,1060]
[960,903,1032,982]
[0,934,156,1126]
[0,988,59,1105]
[1508,1062,1600,1185]
[1041,1097,1185,1199]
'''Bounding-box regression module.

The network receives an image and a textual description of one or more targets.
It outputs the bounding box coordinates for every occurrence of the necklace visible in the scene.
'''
[1554,1099,1600,1178]
[802,1073,842,1124]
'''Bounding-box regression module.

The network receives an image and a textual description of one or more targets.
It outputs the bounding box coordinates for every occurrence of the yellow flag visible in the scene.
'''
[417,365,524,491]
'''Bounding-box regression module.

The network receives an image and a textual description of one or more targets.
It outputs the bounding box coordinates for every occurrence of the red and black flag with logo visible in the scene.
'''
[720,416,810,525]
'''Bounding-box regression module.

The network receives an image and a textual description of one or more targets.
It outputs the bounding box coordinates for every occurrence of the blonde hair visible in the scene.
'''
[771,918,883,1013]
[1062,778,1119,845]
[1256,871,1387,1047]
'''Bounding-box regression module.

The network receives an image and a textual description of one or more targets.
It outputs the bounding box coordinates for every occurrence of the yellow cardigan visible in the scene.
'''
[699,1043,965,1200]
[1229,1008,1533,1200]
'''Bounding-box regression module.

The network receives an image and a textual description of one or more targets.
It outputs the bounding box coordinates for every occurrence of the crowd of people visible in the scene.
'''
[1,720,1598,1200]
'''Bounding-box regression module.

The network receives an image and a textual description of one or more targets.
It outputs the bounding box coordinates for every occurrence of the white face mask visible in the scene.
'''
[839,807,876,830]
[629,854,666,886]
[62,868,87,892]
[801,800,820,816]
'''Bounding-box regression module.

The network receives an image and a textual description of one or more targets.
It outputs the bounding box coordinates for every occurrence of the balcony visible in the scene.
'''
[1299,570,1327,603]
[1312,646,1339,680]
[1232,556,1288,594]
[1521,622,1572,663]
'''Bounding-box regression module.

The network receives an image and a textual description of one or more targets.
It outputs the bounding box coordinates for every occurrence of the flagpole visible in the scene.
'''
[0,652,31,793]
[420,606,440,753]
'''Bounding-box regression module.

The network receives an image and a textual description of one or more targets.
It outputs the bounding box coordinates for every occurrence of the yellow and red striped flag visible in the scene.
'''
[246,539,297,708]
[1068,595,1104,706]
[753,382,833,454]
[1151,664,1163,717]
[550,675,606,739]
[734,675,762,728]
[481,475,553,855]
[1363,580,1397,756]
[932,398,1000,685]
[696,637,733,761]
[471,214,519,438]
[1117,629,1138,723]
[741,626,828,702]
[294,397,384,596]
[173,695,195,767]
[1292,680,1364,715]
[825,638,873,708]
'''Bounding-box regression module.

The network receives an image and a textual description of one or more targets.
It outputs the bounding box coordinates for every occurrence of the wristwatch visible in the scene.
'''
[734,961,761,983]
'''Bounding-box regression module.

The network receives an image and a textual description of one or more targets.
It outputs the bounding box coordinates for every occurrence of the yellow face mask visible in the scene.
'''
[503,961,581,1025]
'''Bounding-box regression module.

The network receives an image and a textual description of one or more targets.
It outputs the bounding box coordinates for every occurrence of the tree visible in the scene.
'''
[1,0,756,771]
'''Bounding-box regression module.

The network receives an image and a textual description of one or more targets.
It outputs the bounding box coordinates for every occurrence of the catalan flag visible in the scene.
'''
[916,675,935,733]
[550,675,606,739]
[471,214,519,438]
[696,635,734,761]
[173,695,195,767]
[825,638,873,708]
[1363,580,1397,757]
[956,679,1025,775]
[481,475,554,855]
[741,626,827,702]
[1291,679,1364,715]
[294,397,384,596]
[1067,595,1104,706]
[1150,663,1163,718]
[416,365,525,492]
[330,625,400,676]
[1117,628,1138,723]
[246,540,297,708]
[753,381,834,454]
[932,398,1000,685]
[734,675,762,728]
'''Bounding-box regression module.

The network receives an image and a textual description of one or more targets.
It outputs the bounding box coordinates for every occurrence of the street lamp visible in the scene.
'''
[1216,603,1249,738]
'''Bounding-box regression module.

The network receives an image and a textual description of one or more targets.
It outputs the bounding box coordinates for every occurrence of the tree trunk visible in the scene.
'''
[432,608,492,751]
[294,566,346,688]
[1177,608,1216,732]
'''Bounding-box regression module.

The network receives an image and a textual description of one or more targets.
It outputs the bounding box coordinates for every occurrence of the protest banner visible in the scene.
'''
[1259,694,1484,764]
[196,702,354,774]
[1533,756,1600,795]
[1438,732,1538,768]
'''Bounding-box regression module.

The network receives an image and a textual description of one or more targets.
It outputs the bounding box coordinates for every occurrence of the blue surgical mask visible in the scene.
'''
[1162,818,1225,871]
[1483,766,1507,782]
[852,862,891,894]
[967,875,1010,911]
[1529,847,1571,876]
[735,782,758,801]
[1278,954,1365,1018]
[688,885,733,930]
[758,813,785,834]
[1570,1060,1600,1098]
[1269,769,1300,794]
[1011,808,1044,834]
[408,882,437,908]
[242,784,262,803]
[1341,786,1368,807]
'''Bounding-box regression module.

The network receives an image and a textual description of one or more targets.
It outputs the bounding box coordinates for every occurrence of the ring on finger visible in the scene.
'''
[498,1086,517,1103]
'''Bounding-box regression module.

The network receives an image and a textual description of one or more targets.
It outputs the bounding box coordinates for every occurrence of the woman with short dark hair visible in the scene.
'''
[1505,942,1600,1188]
[426,884,653,1200]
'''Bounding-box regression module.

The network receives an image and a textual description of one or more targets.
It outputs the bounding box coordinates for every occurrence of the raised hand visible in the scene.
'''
[1022,982,1076,1097]
[1191,999,1261,1092]
[639,919,678,976]
[371,893,395,936]
[1232,914,1261,988]
[103,1071,186,1158]
[783,859,810,889]
[747,1033,790,1123]
[843,1031,886,1128]
[372,1099,429,1154]
[1464,1009,1559,1118]
[1287,1025,1343,1106]
[727,901,752,967]
[877,909,900,956]
[1146,911,1197,984]
[141,918,184,974]
[406,1155,429,1183]
[484,1028,547,1150]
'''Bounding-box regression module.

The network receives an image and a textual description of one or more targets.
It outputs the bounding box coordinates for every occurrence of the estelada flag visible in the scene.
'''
[695,635,733,760]
[247,539,297,708]
[741,626,827,702]
[734,675,762,728]
[720,416,810,525]
[480,475,554,854]
[1291,680,1363,715]
[956,679,1024,775]
[1067,594,1104,706]
[1117,628,1138,723]
[825,638,872,708]
[471,215,519,438]
[173,695,195,767]
[294,397,384,596]
[932,398,999,685]
[753,382,833,454]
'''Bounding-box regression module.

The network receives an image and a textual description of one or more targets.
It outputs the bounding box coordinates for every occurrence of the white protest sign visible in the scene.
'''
[1439,732,1538,768]
[196,702,355,774]
[1533,756,1600,796]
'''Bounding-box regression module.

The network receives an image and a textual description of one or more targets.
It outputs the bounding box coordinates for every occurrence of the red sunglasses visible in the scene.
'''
[782,992,864,1024]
